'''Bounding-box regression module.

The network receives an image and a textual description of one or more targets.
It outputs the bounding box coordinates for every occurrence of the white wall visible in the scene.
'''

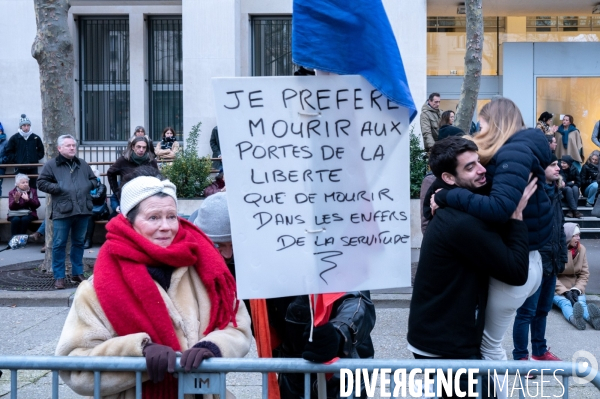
[383,0,428,137]
[0,0,42,137]
[182,0,241,157]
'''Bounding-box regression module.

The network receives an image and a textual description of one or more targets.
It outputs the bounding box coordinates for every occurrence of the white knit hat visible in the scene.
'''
[120,176,177,216]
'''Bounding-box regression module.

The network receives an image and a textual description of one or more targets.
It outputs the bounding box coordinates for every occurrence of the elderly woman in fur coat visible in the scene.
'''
[55,168,252,398]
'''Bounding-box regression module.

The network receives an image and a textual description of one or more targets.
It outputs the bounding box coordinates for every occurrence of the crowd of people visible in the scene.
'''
[421,95,600,221]
[47,96,599,398]
[0,98,598,397]
[0,116,231,246]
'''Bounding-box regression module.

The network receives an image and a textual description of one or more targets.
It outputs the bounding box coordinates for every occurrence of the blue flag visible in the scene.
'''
[292,0,417,121]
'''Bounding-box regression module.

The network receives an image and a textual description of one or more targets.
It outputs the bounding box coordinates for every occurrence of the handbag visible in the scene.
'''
[0,234,29,252]
[7,209,32,217]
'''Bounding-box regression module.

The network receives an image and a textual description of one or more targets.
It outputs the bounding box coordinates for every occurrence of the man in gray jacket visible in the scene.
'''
[37,135,98,289]
[419,92,442,152]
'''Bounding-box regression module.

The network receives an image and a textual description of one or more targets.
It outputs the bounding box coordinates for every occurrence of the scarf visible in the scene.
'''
[569,241,579,259]
[94,215,239,399]
[131,151,150,165]
[16,187,29,195]
[557,124,577,149]
[160,137,176,150]
[18,129,32,140]
[536,121,550,135]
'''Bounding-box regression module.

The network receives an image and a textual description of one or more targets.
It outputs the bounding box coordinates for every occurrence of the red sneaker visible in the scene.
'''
[518,357,536,379]
[531,350,561,361]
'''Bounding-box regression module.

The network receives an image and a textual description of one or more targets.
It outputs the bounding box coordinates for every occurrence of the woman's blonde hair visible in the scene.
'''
[473,97,525,165]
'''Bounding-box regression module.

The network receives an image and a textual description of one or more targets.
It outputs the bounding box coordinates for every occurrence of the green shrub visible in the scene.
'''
[161,122,213,198]
[409,126,428,199]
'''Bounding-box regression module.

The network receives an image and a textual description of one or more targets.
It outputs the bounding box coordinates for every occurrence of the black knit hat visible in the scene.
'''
[561,155,574,166]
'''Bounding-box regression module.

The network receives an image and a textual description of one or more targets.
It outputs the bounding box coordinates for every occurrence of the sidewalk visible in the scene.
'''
[0,243,598,308]
[1,306,600,398]
[0,242,100,307]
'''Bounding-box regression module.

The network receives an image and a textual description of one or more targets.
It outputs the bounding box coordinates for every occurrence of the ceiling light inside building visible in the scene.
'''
[457,3,466,15]
[593,4,600,14]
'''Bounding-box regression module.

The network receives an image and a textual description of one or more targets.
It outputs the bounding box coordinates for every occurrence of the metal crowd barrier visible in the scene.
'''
[0,357,598,399]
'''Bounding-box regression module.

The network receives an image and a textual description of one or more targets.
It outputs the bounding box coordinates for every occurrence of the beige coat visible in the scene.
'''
[419,102,442,151]
[555,128,583,164]
[556,243,589,295]
[55,267,252,399]
[155,141,180,161]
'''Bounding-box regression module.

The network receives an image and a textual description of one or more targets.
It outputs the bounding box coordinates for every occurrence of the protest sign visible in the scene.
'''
[213,75,411,299]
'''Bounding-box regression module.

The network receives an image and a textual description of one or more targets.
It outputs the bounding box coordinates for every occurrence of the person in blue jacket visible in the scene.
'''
[431,97,551,369]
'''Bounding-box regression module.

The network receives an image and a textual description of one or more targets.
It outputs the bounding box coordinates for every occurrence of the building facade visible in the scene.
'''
[1,0,599,157]
[0,0,426,158]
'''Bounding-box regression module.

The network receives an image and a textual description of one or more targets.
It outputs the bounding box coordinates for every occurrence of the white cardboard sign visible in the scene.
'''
[212,75,411,299]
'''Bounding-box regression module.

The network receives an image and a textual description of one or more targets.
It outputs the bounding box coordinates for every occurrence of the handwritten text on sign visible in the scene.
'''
[213,75,411,299]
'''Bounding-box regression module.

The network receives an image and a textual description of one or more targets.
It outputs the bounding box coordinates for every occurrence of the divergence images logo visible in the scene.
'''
[572,350,598,384]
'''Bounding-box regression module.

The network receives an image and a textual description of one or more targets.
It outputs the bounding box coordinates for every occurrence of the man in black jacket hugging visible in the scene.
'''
[408,136,533,398]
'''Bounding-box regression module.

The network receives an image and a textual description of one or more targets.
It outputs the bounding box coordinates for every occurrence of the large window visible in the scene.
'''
[427,17,505,76]
[148,17,183,141]
[252,17,295,76]
[537,77,600,159]
[79,18,130,142]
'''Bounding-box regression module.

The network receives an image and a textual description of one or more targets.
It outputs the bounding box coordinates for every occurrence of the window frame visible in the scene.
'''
[147,15,184,143]
[78,16,131,145]
[251,15,295,77]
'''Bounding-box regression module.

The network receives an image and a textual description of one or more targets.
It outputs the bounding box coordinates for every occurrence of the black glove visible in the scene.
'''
[302,322,341,363]
[180,347,215,372]
[142,343,176,383]
[570,289,580,304]
[564,290,576,306]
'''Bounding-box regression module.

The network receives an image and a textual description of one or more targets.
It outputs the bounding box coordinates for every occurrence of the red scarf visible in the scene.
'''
[94,215,239,398]
[569,241,579,259]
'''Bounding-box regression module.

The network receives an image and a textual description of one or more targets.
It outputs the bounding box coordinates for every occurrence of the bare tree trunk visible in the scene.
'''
[31,0,76,273]
[455,0,483,134]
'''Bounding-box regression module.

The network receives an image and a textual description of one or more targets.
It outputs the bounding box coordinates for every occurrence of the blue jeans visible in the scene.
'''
[37,220,45,235]
[585,182,598,205]
[512,274,557,359]
[561,185,579,211]
[553,294,590,321]
[51,215,90,279]
[8,215,35,236]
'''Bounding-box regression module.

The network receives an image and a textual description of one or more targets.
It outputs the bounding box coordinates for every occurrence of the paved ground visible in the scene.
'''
[0,307,599,398]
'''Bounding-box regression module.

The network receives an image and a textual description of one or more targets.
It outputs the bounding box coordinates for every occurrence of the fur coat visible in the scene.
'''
[55,267,252,399]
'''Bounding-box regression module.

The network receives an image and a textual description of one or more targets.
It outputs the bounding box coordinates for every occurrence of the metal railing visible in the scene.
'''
[0,357,598,399]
